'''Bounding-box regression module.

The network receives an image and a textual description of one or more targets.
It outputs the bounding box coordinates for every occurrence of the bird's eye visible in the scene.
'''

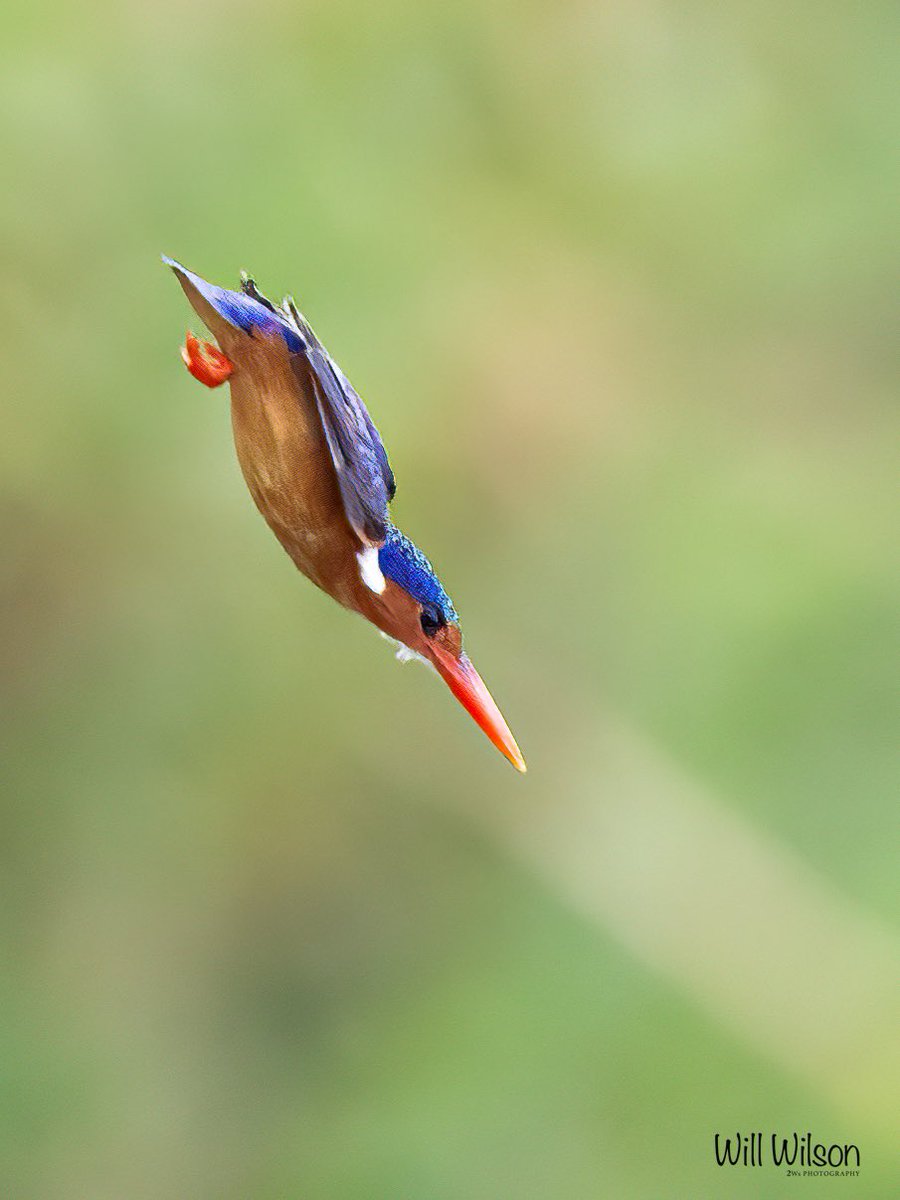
[419,603,443,638]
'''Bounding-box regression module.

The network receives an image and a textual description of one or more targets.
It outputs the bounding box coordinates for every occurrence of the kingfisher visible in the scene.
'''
[163,257,525,772]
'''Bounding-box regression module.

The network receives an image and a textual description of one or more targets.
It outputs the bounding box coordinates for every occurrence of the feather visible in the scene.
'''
[282,295,395,545]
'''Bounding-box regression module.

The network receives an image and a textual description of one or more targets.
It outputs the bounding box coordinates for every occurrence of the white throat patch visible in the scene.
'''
[379,632,435,672]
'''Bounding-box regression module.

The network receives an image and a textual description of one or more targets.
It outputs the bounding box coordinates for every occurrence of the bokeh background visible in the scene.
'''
[2,1,897,1196]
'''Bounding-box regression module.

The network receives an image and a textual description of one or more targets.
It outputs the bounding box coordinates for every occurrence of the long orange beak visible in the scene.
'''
[430,648,526,773]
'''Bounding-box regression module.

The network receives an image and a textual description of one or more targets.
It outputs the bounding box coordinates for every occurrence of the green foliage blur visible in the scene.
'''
[2,1,897,1196]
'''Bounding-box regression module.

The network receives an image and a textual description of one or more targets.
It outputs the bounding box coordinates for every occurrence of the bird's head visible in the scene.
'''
[372,527,526,773]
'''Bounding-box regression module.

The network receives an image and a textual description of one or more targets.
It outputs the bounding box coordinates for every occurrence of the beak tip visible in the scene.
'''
[432,648,527,776]
[504,738,527,774]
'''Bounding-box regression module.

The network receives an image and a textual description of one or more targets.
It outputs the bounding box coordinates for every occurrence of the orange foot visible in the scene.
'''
[181,331,234,387]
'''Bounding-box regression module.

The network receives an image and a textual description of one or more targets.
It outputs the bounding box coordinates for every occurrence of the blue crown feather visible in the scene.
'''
[378,525,458,625]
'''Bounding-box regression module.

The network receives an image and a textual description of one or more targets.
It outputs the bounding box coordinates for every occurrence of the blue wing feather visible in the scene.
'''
[282,295,395,543]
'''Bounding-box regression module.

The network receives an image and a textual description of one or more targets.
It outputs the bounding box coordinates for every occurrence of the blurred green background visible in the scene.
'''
[1,1,897,1196]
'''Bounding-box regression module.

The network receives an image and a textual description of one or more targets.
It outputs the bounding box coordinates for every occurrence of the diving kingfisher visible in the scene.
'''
[163,257,525,772]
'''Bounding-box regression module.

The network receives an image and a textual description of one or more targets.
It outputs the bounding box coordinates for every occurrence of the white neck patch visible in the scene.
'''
[357,546,386,594]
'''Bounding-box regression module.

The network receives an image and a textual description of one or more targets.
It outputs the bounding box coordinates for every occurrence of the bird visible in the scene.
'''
[163,256,526,772]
